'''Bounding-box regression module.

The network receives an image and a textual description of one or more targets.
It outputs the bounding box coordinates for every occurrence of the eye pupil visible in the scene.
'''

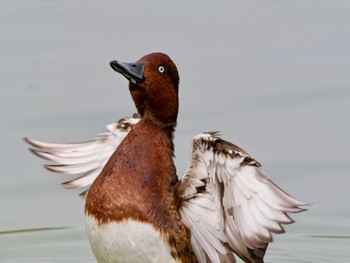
[158,66,165,73]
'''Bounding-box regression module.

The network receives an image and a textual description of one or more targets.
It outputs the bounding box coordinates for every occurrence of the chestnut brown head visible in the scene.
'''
[110,52,179,126]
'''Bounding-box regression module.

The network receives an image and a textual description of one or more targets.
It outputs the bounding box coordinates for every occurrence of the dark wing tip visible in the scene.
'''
[79,190,88,199]
[23,137,36,148]
[44,164,66,173]
[61,180,77,189]
[27,148,51,160]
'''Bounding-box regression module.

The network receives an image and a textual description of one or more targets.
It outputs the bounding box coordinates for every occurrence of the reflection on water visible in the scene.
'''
[1,0,349,262]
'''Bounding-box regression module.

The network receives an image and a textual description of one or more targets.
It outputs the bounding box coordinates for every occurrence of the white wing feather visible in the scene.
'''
[177,132,306,263]
[24,114,141,197]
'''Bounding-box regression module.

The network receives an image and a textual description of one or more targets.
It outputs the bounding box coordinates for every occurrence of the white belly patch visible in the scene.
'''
[85,215,176,263]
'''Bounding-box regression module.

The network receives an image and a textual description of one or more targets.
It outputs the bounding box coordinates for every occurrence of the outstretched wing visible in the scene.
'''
[176,132,306,263]
[24,114,141,197]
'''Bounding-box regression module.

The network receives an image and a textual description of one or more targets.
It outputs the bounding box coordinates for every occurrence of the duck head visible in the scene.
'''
[110,53,179,127]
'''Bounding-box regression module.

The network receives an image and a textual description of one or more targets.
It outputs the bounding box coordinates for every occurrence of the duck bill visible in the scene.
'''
[110,60,145,84]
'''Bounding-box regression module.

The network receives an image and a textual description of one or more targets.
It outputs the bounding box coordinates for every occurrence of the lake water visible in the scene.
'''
[1,1,349,262]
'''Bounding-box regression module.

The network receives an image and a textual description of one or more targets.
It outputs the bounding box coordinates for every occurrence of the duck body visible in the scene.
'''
[25,52,307,263]
[85,118,196,262]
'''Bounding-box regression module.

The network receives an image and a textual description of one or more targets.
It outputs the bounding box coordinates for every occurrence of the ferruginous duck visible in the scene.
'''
[25,52,306,263]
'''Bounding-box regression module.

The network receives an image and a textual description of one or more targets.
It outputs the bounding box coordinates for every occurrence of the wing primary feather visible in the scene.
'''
[24,114,140,196]
[61,169,100,189]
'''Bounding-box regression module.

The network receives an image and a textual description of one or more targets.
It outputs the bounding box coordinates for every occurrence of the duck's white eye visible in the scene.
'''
[158,66,165,73]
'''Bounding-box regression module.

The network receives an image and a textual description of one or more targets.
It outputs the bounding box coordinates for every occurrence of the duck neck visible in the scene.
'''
[142,113,177,153]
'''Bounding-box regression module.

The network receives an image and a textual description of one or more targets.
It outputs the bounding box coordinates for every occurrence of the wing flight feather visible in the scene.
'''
[24,114,140,197]
[177,132,306,263]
